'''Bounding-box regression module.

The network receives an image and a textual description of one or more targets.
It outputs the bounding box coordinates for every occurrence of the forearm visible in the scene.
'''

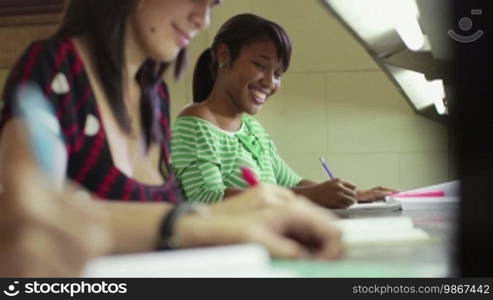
[297,179,317,187]
[290,185,316,201]
[289,179,317,200]
[100,202,173,254]
[0,119,35,184]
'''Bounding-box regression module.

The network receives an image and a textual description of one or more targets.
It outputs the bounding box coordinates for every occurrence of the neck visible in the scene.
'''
[204,85,244,130]
[123,19,147,105]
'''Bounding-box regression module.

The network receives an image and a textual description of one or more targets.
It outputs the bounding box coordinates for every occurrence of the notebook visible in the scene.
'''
[331,197,402,217]
[335,216,430,247]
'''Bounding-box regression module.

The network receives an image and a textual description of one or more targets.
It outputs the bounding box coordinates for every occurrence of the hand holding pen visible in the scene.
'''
[313,157,357,208]
[320,157,399,203]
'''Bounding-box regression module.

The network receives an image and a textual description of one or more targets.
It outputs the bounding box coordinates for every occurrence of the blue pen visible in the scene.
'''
[319,157,335,180]
[14,83,67,189]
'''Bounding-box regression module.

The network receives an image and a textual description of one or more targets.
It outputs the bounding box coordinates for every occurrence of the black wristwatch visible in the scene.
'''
[155,203,206,250]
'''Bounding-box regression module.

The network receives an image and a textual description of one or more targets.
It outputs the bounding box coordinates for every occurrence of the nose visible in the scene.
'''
[260,71,279,91]
[191,2,211,31]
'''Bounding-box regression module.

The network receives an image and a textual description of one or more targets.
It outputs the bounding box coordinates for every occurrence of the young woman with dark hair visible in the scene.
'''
[171,14,398,208]
[0,1,344,265]
[1,0,197,201]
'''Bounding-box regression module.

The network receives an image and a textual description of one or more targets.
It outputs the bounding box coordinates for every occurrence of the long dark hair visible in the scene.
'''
[193,13,292,103]
[55,0,187,150]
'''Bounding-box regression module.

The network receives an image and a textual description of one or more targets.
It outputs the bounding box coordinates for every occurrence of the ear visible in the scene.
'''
[215,43,231,67]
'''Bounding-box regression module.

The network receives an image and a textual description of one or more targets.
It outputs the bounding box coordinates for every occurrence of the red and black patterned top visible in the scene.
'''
[0,38,183,203]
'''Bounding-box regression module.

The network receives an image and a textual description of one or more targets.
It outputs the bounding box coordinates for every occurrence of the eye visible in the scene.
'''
[253,61,266,70]
[211,0,223,7]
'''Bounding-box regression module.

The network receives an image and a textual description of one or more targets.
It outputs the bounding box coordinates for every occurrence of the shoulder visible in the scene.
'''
[5,37,78,90]
[2,37,77,100]
[177,103,215,121]
[24,38,67,53]
[175,104,220,130]
[18,38,73,66]
[172,116,222,150]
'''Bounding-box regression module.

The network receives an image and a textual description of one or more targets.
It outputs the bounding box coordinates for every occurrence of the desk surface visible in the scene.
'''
[272,208,456,277]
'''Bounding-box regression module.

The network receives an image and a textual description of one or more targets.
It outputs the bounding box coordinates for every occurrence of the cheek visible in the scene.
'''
[239,69,259,87]
[136,20,178,61]
[229,72,248,90]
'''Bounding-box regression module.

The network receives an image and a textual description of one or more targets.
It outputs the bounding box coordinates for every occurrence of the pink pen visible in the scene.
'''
[241,166,259,187]
[393,190,445,198]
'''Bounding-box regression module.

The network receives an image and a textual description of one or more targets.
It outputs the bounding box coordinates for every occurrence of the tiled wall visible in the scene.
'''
[167,0,454,190]
[0,0,454,191]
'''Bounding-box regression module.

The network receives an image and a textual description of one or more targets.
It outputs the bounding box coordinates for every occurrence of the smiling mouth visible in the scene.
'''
[249,87,269,105]
[172,23,191,47]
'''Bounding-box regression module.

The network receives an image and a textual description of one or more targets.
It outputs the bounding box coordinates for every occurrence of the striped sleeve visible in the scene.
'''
[245,116,302,187]
[171,118,226,203]
[268,136,303,187]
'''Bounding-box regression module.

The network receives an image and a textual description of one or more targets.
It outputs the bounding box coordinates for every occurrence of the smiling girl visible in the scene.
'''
[171,14,398,208]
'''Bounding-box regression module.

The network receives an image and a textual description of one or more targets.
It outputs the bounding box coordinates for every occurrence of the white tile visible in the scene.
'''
[168,32,209,120]
[399,152,451,190]
[208,0,255,44]
[279,152,400,191]
[279,152,329,182]
[256,73,327,155]
[324,153,401,191]
[325,72,448,153]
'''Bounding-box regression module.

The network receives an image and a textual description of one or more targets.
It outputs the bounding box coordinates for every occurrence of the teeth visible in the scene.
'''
[251,89,267,102]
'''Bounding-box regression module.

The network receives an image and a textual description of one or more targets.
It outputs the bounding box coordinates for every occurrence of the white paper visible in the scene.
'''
[335,217,430,247]
[82,244,295,278]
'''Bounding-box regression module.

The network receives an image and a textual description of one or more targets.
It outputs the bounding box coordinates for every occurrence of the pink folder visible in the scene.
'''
[393,190,445,198]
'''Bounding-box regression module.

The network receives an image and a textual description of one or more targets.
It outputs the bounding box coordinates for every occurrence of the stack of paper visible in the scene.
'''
[82,244,295,278]
[335,216,430,247]
[390,180,459,210]
[397,180,459,196]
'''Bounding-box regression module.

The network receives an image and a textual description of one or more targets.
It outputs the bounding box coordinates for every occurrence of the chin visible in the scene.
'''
[247,106,262,115]
[149,46,180,63]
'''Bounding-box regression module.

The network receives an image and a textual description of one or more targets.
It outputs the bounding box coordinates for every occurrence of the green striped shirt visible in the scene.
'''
[171,115,302,204]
